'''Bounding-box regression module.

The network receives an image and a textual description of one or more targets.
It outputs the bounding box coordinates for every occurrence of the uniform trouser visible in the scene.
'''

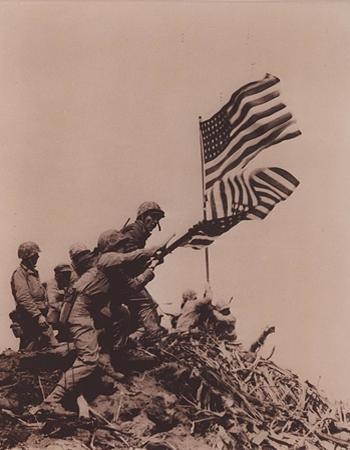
[45,315,99,403]
[127,288,161,335]
[19,313,58,351]
[108,304,131,351]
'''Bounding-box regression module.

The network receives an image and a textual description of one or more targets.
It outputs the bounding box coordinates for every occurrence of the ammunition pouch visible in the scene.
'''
[10,322,23,338]
[9,310,23,338]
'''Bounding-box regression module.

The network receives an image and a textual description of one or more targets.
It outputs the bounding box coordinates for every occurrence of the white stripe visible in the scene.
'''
[211,181,226,219]
[252,171,296,199]
[246,205,271,220]
[259,168,297,192]
[255,188,284,202]
[223,174,233,217]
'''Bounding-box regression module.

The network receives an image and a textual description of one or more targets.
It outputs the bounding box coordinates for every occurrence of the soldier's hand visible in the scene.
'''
[149,258,160,270]
[37,315,49,329]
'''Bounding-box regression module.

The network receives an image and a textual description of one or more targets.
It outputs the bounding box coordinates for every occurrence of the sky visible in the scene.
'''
[1,0,350,401]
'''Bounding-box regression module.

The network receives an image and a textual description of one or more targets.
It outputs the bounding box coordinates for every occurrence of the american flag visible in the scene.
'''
[173,75,301,251]
[201,73,301,222]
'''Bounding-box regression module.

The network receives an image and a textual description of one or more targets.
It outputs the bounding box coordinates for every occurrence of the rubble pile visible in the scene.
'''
[154,331,350,449]
[0,333,350,450]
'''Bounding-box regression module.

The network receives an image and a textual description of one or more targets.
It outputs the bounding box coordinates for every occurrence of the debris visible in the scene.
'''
[0,331,349,450]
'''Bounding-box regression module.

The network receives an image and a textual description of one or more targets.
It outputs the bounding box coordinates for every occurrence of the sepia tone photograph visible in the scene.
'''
[0,1,349,449]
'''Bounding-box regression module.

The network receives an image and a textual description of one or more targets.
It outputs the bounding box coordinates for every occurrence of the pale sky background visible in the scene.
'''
[0,1,350,401]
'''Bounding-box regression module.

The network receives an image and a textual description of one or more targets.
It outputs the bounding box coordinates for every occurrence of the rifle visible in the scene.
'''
[154,222,204,261]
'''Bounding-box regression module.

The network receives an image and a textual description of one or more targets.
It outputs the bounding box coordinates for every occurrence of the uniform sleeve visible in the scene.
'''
[116,267,155,291]
[46,280,64,306]
[193,297,212,308]
[97,249,154,270]
[46,280,65,323]
[11,270,42,318]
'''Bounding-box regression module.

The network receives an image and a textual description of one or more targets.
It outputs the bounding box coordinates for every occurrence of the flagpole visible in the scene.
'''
[198,116,210,284]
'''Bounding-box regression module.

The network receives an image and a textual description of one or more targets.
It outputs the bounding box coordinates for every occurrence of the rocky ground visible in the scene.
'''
[1,332,350,450]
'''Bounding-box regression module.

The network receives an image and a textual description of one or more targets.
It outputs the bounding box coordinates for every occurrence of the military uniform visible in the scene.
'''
[11,243,58,350]
[176,296,213,331]
[45,248,155,404]
[45,263,73,342]
[120,213,163,335]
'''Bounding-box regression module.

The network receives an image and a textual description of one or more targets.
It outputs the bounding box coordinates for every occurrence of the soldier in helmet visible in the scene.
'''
[42,236,158,414]
[96,229,160,355]
[122,202,165,252]
[119,202,166,337]
[68,242,91,280]
[10,242,58,350]
[176,285,214,332]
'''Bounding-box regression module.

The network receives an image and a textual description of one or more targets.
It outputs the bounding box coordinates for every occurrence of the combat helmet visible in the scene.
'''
[97,229,128,254]
[136,202,165,220]
[18,242,41,259]
[69,243,90,262]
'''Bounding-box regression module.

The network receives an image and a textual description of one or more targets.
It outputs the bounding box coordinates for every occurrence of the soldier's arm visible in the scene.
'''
[46,280,63,306]
[12,270,42,318]
[97,248,157,270]
[116,266,155,291]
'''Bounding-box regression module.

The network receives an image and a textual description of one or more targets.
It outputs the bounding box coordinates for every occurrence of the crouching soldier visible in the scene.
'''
[42,243,159,413]
[10,242,58,351]
[176,286,213,332]
[209,299,239,350]
[43,250,119,411]
[45,263,73,342]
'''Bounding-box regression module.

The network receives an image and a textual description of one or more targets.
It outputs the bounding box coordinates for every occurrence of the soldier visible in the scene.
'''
[10,242,58,350]
[45,263,73,342]
[209,299,238,348]
[97,229,160,355]
[68,242,90,280]
[176,286,213,332]
[120,202,165,337]
[43,241,159,413]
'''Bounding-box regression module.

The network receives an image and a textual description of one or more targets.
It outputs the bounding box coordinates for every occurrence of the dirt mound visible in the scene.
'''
[1,333,350,450]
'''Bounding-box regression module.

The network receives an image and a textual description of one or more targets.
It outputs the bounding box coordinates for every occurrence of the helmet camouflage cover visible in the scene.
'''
[182,289,198,302]
[69,243,90,261]
[18,241,41,259]
[136,201,165,219]
[97,229,128,254]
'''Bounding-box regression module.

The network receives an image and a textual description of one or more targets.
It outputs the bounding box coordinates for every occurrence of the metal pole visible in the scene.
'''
[198,117,210,284]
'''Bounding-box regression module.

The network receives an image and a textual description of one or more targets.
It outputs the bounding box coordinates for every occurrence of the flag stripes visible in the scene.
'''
[209,171,256,220]
[245,167,300,220]
[201,74,301,191]
[192,167,299,242]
